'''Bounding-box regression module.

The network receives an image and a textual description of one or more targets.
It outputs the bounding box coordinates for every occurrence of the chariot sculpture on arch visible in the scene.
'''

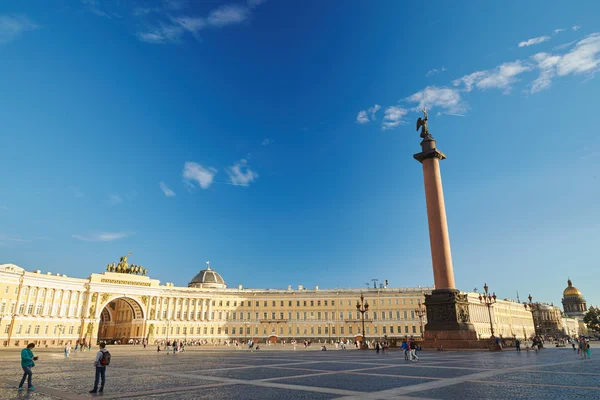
[105,252,147,275]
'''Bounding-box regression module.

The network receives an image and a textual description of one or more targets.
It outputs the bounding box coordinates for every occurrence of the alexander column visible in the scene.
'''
[414,109,476,345]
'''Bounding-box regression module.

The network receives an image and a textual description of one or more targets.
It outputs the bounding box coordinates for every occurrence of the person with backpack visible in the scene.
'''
[90,342,110,394]
[18,343,38,391]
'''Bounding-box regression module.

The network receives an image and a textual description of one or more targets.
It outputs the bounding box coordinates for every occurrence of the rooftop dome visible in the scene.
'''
[563,279,582,297]
[188,262,226,289]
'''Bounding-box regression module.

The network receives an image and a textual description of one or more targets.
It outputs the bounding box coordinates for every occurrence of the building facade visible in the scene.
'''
[464,293,536,340]
[0,262,432,348]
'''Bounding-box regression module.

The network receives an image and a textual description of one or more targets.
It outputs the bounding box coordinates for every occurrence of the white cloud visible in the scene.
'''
[82,0,111,18]
[518,35,551,47]
[0,233,30,244]
[529,33,600,93]
[171,16,206,37]
[183,161,217,189]
[406,86,466,114]
[356,104,381,124]
[382,106,408,130]
[208,5,248,27]
[454,61,531,93]
[554,28,565,34]
[261,138,274,146]
[159,182,176,197]
[530,52,561,93]
[72,232,132,242]
[572,25,581,31]
[248,0,267,7]
[137,23,184,44]
[109,194,123,205]
[426,67,447,77]
[0,14,39,44]
[226,159,258,186]
[69,186,84,198]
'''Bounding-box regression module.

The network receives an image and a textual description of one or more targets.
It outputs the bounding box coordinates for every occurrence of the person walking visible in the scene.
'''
[18,343,38,391]
[89,342,110,394]
[409,340,419,361]
[401,339,409,360]
[515,339,521,352]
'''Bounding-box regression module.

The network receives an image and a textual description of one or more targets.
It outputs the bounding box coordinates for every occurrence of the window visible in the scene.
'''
[317,312,321,320]
[219,301,223,306]
[183,327,187,334]
[176,327,180,334]
[240,301,244,307]
[331,300,335,306]
[246,327,250,334]
[382,326,386,334]
[396,299,399,305]
[310,311,314,319]
[412,326,416,333]
[318,327,321,334]
[0,302,5,313]
[256,301,259,306]
[183,311,187,319]
[317,300,321,306]
[218,312,222,320]
[403,311,408,319]
[324,300,328,306]
[411,311,415,319]
[4,286,8,294]
[69,326,74,334]
[204,327,208,334]
[398,326,401,334]
[303,301,307,307]
[303,312,307,320]
[348,300,352,306]
[232,312,237,320]
[23,287,28,296]
[349,326,353,334]
[340,311,344,319]
[288,301,292,307]
[162,327,166,334]
[5,324,10,334]
[389,311,393,319]
[197,327,201,334]
[280,301,284,307]
[374,326,378,334]
[332,326,336,334]
[226,301,229,306]
[224,327,228,334]
[272,301,276,307]
[296,301,300,307]
[397,311,401,319]
[264,301,267,307]
[34,325,40,334]
[18,303,25,314]
[271,312,275,319]
[340,326,344,334]
[348,311,352,319]
[419,325,423,333]
[232,327,236,334]
[388,299,392,305]
[296,312,300,320]
[373,312,377,320]
[381,312,385,320]
[263,312,267,319]
[310,327,314,334]
[280,312,284,319]
[405,326,409,333]
[390,326,394,333]
[366,326,370,334]
[44,325,48,334]
[16,325,22,334]
[177,311,181,318]
[211,327,215,334]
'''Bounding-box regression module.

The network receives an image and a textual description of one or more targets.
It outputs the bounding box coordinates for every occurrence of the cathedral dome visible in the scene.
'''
[188,262,226,289]
[563,279,582,297]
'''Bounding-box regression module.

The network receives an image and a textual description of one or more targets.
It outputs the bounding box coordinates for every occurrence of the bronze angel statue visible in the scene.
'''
[416,108,433,140]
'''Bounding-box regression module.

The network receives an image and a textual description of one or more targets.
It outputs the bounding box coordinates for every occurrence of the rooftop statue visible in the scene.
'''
[416,108,433,140]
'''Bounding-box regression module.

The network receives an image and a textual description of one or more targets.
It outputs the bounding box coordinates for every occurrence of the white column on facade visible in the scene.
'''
[93,292,100,319]
[166,297,172,320]
[33,287,41,315]
[41,289,48,316]
[193,299,198,321]
[157,297,163,320]
[49,289,58,316]
[200,299,205,321]
[207,299,213,321]
[24,286,32,315]
[75,291,83,318]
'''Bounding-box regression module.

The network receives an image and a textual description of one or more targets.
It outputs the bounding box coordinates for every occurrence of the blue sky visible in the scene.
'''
[1,0,599,309]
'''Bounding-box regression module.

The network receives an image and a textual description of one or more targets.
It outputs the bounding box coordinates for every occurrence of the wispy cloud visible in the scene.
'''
[356,104,381,124]
[519,35,551,47]
[82,0,111,18]
[261,138,274,146]
[136,0,266,44]
[72,232,132,242]
[159,181,176,197]
[453,61,531,94]
[109,194,123,205]
[554,28,565,34]
[0,14,39,44]
[0,233,30,245]
[183,162,217,189]
[406,86,466,114]
[226,159,259,186]
[530,33,600,93]
[69,186,84,198]
[382,106,408,130]
[573,25,581,31]
[426,67,447,77]
[356,32,600,130]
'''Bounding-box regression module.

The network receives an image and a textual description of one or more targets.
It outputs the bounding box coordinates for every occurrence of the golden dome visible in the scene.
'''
[563,279,582,297]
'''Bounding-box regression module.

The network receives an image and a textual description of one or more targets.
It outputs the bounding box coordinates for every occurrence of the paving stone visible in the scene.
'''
[275,373,433,392]
[409,381,600,399]
[359,365,482,378]
[196,366,323,380]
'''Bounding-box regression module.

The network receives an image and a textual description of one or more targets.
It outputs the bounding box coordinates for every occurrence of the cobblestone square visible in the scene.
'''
[0,346,598,399]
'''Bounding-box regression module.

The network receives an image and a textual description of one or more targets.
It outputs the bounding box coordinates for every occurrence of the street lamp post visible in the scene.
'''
[166,320,171,343]
[243,321,250,343]
[356,293,369,350]
[326,320,332,344]
[524,294,538,337]
[478,283,497,338]
[415,300,426,337]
